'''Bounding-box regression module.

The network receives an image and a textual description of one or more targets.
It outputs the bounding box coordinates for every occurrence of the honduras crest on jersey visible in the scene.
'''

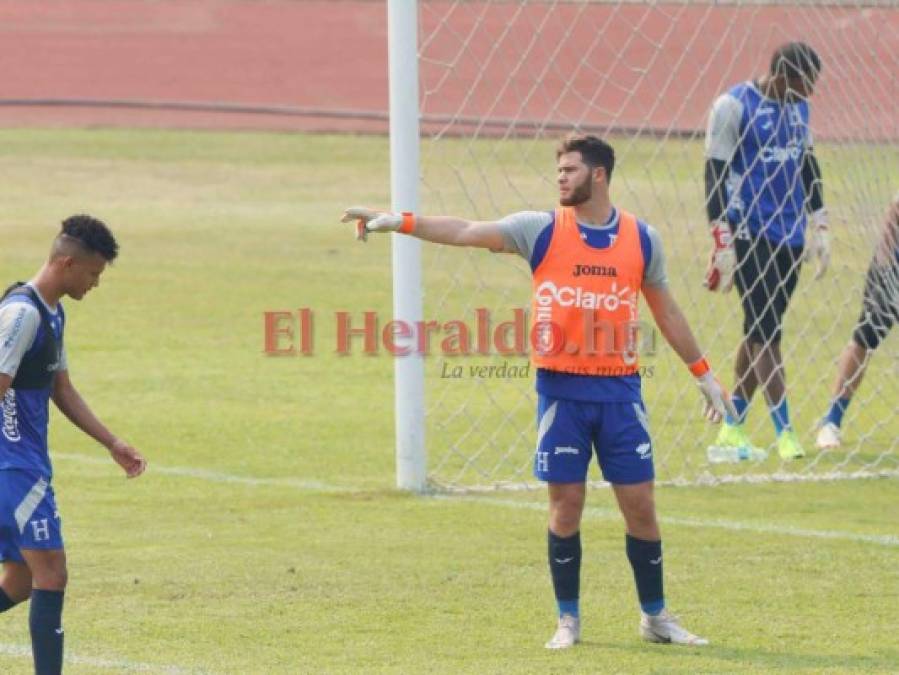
[725,82,811,247]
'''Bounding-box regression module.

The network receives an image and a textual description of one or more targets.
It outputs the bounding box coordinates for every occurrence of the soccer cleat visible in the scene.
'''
[777,429,806,460]
[544,614,580,649]
[706,423,767,463]
[815,421,842,450]
[640,609,708,646]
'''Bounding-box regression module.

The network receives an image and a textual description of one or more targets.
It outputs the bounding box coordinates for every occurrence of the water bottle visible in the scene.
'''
[706,445,768,463]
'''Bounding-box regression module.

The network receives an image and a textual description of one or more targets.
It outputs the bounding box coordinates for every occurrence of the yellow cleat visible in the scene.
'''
[777,429,806,460]
[707,424,767,463]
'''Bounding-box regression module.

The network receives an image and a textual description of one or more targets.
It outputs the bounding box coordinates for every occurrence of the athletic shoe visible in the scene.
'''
[777,429,806,460]
[544,614,580,649]
[707,423,767,463]
[815,421,842,450]
[640,609,708,646]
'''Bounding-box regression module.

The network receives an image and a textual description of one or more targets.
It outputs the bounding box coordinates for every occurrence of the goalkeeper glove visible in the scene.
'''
[803,208,830,280]
[689,357,737,424]
[703,220,736,292]
[341,207,415,242]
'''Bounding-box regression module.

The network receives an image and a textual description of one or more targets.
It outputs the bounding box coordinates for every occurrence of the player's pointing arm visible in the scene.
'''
[341,206,507,251]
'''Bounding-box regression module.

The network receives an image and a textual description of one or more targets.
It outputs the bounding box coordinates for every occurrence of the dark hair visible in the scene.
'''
[770,42,821,81]
[557,133,615,182]
[60,214,118,262]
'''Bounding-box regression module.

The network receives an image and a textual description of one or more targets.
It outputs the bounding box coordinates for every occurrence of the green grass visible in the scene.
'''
[0,128,896,673]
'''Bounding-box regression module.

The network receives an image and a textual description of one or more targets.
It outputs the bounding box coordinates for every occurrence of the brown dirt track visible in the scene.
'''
[0,1,896,140]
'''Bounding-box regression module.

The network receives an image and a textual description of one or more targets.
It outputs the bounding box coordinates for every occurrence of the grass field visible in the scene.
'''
[0,129,897,673]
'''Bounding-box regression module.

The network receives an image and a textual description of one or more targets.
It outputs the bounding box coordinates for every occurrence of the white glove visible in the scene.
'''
[690,357,738,424]
[703,221,736,292]
[803,208,830,280]
[341,206,410,242]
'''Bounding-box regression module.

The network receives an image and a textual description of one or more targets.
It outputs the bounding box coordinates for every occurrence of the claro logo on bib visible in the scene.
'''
[532,280,642,359]
[533,280,635,314]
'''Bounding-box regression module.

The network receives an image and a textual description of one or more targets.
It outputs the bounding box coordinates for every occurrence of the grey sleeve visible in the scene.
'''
[497,211,554,261]
[705,94,743,162]
[643,226,668,287]
[0,303,40,378]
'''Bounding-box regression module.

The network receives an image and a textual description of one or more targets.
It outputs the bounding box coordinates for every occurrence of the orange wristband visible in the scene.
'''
[399,212,416,234]
[688,356,711,378]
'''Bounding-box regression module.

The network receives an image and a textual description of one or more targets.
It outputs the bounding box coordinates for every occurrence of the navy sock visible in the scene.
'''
[30,589,64,675]
[548,530,581,618]
[0,587,17,613]
[625,534,665,615]
[770,399,791,435]
[826,397,851,428]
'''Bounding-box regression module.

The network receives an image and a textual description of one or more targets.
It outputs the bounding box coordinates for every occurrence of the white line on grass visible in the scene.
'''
[0,642,203,673]
[439,496,899,548]
[53,453,898,547]
[54,452,342,492]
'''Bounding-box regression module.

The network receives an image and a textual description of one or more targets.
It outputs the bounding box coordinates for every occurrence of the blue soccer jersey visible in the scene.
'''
[0,285,66,479]
[709,81,813,247]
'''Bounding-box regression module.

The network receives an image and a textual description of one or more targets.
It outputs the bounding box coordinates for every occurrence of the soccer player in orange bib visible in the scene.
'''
[343,134,734,649]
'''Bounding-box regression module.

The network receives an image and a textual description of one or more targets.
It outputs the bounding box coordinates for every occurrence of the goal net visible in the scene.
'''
[411,0,899,490]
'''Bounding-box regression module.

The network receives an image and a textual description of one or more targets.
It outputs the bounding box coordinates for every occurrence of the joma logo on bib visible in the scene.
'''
[572,264,618,278]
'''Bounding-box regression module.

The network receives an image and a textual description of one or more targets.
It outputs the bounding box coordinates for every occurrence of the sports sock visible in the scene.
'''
[30,589,64,675]
[625,534,664,616]
[0,587,17,613]
[548,530,581,618]
[825,397,851,428]
[725,395,749,426]
[770,399,791,435]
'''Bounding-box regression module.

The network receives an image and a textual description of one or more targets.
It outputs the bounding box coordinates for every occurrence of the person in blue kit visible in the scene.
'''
[703,42,830,461]
[0,215,147,674]
[816,194,899,449]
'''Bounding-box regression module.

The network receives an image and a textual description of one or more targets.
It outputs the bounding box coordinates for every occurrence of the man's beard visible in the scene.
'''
[560,177,592,206]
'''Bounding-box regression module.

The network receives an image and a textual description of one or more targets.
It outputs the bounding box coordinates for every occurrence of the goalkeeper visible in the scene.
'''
[703,42,827,461]
[816,194,899,449]
[343,133,734,649]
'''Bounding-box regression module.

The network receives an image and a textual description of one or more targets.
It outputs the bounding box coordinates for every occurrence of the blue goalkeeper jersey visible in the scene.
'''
[725,82,811,247]
[0,286,65,479]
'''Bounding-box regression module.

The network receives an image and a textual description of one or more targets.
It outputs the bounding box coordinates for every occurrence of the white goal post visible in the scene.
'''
[388,0,427,491]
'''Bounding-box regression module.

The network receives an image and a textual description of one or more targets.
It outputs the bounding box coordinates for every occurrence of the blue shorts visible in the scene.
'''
[533,395,654,485]
[0,470,64,563]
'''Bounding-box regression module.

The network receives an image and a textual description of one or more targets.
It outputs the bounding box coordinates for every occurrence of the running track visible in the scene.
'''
[0,1,896,140]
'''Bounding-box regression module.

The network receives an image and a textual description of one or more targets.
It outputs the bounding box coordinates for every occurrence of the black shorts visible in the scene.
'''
[852,261,899,350]
[733,235,803,345]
